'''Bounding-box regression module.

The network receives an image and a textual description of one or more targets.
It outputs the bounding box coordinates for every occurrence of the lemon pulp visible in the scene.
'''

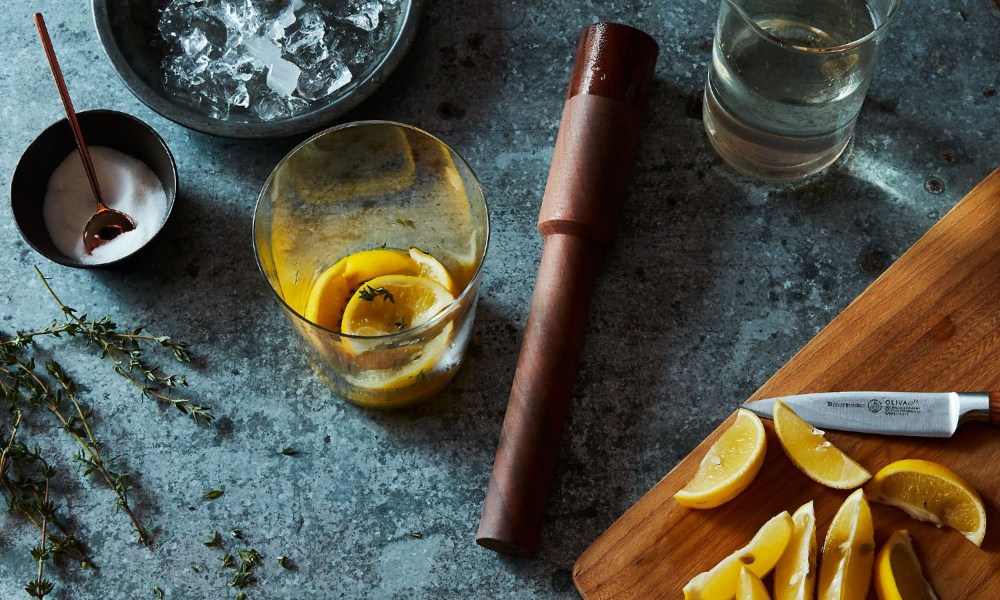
[774,501,817,600]
[818,489,875,600]
[675,408,767,509]
[874,530,939,600]
[683,510,794,600]
[737,567,772,600]
[864,459,986,547]
[773,400,871,489]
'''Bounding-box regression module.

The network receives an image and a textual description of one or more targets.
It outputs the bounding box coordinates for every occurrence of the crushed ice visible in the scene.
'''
[157,0,400,121]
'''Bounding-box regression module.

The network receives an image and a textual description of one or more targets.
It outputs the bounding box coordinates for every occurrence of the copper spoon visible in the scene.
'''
[34,13,136,254]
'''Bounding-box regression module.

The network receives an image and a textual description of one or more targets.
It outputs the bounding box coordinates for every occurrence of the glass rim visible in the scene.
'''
[721,0,901,54]
[252,119,491,342]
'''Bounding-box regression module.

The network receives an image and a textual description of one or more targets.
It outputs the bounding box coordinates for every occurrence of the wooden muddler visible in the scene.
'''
[477,23,658,557]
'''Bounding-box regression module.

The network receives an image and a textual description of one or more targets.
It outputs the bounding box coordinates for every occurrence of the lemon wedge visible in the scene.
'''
[683,510,794,600]
[774,501,817,600]
[303,249,419,330]
[675,409,767,509]
[409,247,457,295]
[737,567,772,600]
[773,400,871,489]
[864,459,986,547]
[874,530,939,600]
[817,489,875,600]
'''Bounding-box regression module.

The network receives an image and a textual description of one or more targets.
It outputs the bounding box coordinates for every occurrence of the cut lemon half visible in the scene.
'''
[874,530,939,600]
[342,274,455,338]
[409,247,457,295]
[737,567,772,600]
[675,409,767,509]
[683,510,794,600]
[818,489,875,600]
[864,459,986,547]
[303,249,419,330]
[774,501,817,600]
[773,400,871,489]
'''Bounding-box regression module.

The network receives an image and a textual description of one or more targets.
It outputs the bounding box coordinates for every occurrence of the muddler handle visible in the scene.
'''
[477,23,658,557]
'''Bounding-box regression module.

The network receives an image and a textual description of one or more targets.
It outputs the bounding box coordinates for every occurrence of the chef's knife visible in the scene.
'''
[741,391,1000,437]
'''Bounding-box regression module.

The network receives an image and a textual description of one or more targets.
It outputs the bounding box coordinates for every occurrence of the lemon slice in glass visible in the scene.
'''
[342,274,454,338]
[773,501,817,600]
[818,489,875,600]
[340,322,454,405]
[683,510,794,600]
[737,567,772,600]
[864,459,986,547]
[339,274,457,403]
[874,530,939,600]
[303,249,419,330]
[409,247,457,295]
[773,400,871,489]
[674,408,767,509]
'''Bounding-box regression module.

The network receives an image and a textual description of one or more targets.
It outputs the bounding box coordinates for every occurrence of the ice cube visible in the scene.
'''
[284,10,328,68]
[179,27,210,55]
[254,94,291,120]
[342,0,383,32]
[266,56,302,97]
[276,1,299,28]
[244,35,300,96]
[158,0,399,122]
[296,58,352,101]
[228,81,250,108]
[245,36,284,67]
[264,1,299,41]
[159,1,228,46]
[285,95,312,116]
[219,0,263,37]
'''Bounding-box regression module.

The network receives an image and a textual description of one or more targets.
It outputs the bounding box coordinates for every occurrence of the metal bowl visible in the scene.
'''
[11,110,178,268]
[92,0,422,139]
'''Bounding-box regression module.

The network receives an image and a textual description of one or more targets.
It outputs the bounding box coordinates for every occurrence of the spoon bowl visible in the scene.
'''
[83,204,137,253]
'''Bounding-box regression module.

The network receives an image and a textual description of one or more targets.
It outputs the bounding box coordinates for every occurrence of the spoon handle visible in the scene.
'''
[34,13,104,206]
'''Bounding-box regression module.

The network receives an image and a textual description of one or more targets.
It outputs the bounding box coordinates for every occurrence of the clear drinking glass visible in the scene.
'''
[253,121,489,408]
[703,0,900,180]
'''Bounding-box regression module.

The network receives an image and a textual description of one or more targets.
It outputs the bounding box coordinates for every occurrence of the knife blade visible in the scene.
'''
[741,391,996,437]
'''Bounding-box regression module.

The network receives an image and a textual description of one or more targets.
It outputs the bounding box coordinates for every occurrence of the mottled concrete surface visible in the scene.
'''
[1,0,998,598]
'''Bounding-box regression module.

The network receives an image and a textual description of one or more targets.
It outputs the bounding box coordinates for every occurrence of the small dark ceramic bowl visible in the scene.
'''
[92,0,423,139]
[11,109,178,268]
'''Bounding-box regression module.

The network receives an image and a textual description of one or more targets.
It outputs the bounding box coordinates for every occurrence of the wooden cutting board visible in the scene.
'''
[574,168,1000,599]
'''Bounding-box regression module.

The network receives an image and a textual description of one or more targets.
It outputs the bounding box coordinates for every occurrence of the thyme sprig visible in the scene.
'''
[357,285,394,303]
[0,430,86,566]
[24,466,53,599]
[205,529,275,598]
[0,269,211,595]
[4,337,150,544]
[30,268,212,425]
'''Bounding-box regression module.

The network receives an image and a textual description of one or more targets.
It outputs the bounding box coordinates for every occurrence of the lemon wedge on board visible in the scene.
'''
[773,400,871,489]
[674,408,767,509]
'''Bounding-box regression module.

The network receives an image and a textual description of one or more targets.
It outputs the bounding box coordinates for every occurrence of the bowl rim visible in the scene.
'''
[91,0,424,139]
[11,109,178,269]
[251,120,491,341]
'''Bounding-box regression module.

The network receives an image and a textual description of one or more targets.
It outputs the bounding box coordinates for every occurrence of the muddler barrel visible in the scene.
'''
[476,22,659,557]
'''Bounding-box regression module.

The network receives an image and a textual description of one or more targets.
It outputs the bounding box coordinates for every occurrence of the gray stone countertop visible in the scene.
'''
[1,0,998,598]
